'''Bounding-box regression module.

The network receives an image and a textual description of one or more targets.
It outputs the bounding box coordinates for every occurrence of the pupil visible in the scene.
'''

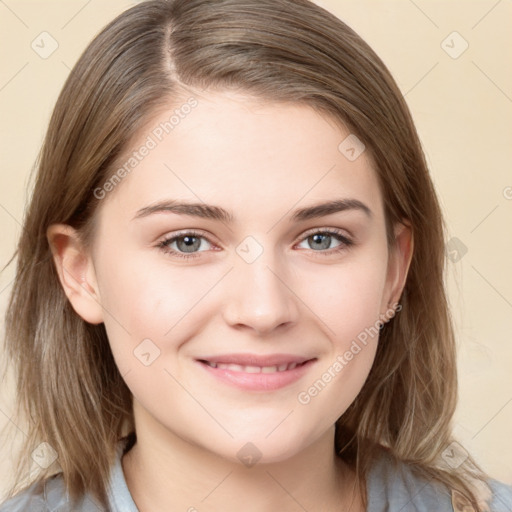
[311,233,330,250]
[178,236,200,253]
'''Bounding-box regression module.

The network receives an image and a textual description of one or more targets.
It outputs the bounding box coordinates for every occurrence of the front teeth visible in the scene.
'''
[205,361,299,373]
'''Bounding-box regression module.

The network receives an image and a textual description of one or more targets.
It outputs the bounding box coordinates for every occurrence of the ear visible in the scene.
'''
[47,224,104,324]
[380,220,413,316]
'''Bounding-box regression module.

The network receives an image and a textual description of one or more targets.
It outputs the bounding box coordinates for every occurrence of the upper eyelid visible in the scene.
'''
[160,229,215,245]
[159,226,352,248]
[299,226,350,239]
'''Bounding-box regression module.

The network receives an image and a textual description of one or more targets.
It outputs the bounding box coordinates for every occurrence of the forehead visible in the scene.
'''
[97,90,384,225]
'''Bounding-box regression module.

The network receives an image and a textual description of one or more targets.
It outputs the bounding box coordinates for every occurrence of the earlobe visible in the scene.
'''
[46,224,104,325]
[382,221,414,314]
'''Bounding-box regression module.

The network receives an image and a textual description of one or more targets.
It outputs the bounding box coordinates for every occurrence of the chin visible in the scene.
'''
[217,431,314,467]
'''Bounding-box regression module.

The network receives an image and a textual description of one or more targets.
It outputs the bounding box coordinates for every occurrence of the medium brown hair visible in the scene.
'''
[2,0,490,509]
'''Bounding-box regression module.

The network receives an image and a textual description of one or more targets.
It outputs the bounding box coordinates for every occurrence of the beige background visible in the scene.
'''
[0,0,511,499]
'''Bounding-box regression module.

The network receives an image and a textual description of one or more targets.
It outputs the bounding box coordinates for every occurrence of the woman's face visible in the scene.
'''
[73,90,409,463]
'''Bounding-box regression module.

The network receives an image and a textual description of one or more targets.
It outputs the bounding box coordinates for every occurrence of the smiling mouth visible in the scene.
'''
[198,360,311,373]
[196,357,317,391]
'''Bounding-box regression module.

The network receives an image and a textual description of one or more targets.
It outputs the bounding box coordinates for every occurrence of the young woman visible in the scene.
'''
[1,0,511,511]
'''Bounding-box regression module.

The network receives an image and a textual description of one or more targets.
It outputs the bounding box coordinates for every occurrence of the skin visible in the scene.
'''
[48,90,413,512]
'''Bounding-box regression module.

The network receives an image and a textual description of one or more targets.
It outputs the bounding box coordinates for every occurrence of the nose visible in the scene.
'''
[222,249,299,336]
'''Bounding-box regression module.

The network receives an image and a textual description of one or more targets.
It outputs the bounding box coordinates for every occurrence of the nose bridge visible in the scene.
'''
[223,235,297,333]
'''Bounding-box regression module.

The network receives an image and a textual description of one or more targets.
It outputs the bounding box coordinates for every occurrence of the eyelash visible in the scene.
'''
[157,228,354,260]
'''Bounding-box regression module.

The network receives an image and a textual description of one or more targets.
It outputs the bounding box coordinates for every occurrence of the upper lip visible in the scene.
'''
[197,353,315,367]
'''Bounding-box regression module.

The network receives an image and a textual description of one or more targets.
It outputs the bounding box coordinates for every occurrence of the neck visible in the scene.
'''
[122,401,362,512]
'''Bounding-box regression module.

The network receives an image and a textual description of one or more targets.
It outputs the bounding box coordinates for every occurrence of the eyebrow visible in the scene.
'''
[132,198,372,223]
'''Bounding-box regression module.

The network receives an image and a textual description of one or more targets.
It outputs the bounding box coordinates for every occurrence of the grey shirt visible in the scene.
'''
[1,440,511,511]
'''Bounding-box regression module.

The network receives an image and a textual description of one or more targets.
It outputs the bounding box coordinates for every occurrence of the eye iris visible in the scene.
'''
[310,233,331,250]
[177,235,201,253]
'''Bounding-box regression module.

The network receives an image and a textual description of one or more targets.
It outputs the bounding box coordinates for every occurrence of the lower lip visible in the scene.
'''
[196,359,316,391]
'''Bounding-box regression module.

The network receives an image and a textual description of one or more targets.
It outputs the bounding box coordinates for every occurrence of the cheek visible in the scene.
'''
[293,253,387,404]
[301,253,389,343]
[93,249,169,368]
[94,248,221,374]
